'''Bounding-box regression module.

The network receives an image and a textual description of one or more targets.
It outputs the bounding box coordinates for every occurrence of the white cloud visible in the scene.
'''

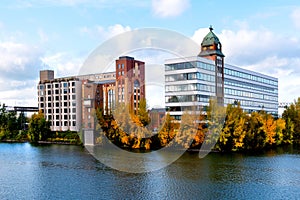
[0,41,44,106]
[0,41,42,80]
[152,0,190,18]
[80,24,131,41]
[41,52,84,77]
[0,86,38,107]
[291,7,300,29]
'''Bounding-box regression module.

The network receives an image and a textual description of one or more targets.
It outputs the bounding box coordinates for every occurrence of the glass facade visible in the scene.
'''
[165,57,278,120]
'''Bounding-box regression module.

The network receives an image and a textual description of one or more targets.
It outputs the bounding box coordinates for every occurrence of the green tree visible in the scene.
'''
[138,98,150,127]
[282,98,300,143]
[28,110,51,143]
[282,117,294,144]
[244,112,267,151]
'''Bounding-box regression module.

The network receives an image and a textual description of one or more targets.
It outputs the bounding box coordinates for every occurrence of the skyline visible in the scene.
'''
[0,0,300,107]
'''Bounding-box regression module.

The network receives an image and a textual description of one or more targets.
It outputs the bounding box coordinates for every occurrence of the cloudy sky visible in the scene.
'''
[0,0,300,107]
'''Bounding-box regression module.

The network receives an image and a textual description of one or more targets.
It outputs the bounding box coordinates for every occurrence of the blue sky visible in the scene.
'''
[0,0,300,107]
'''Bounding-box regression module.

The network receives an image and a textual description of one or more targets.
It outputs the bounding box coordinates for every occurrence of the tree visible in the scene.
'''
[262,112,277,146]
[28,110,51,143]
[204,98,226,150]
[175,111,198,149]
[138,98,150,127]
[282,98,300,144]
[217,102,246,152]
[244,112,267,151]
[274,118,286,145]
[282,117,294,144]
[157,113,177,147]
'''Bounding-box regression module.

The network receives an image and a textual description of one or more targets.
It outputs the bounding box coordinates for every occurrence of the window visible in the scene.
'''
[56,121,60,126]
[64,115,68,120]
[48,96,51,101]
[47,90,51,95]
[40,97,44,101]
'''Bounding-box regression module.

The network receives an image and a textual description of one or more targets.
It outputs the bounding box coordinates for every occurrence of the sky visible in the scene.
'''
[0,0,300,108]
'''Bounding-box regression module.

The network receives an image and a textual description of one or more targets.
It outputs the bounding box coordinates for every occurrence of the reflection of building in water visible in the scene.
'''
[165,27,278,120]
[37,56,145,133]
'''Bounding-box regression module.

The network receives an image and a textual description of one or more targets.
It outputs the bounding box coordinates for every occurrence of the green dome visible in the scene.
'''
[201,26,220,46]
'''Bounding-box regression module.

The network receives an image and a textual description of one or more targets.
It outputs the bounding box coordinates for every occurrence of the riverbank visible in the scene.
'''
[0,139,82,146]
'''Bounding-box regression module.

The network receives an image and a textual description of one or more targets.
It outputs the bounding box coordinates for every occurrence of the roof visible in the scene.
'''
[201,26,220,47]
[198,26,225,57]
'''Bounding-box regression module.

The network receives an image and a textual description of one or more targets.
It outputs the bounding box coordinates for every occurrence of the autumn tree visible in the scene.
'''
[261,112,277,146]
[204,98,226,150]
[244,112,267,151]
[175,111,198,149]
[274,118,286,145]
[157,113,177,148]
[217,102,247,152]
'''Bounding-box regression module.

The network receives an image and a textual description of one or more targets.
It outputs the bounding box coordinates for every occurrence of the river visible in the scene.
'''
[0,143,300,200]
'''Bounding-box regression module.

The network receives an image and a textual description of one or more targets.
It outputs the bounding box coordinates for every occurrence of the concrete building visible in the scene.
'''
[165,27,278,120]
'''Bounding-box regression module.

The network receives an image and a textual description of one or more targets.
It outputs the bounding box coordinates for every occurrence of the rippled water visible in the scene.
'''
[0,143,300,200]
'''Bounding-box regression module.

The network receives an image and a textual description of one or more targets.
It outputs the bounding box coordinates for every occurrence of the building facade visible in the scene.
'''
[116,56,145,114]
[38,70,82,132]
[165,27,278,120]
[37,56,145,133]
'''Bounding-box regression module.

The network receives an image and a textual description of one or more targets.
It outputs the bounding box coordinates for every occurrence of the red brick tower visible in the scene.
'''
[115,56,145,114]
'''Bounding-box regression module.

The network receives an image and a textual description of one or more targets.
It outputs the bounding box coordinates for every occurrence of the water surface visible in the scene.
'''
[0,143,299,199]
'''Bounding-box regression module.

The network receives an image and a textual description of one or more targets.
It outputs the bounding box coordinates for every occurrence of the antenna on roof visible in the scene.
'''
[209,25,213,31]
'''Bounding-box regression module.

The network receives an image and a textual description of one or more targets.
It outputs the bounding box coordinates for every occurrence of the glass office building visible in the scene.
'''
[165,27,278,120]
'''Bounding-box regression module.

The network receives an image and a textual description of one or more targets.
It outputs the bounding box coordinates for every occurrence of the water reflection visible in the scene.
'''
[0,143,300,199]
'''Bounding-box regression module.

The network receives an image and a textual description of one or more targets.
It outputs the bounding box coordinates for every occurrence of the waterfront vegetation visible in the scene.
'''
[2,97,300,151]
[0,104,81,144]
[96,97,300,152]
